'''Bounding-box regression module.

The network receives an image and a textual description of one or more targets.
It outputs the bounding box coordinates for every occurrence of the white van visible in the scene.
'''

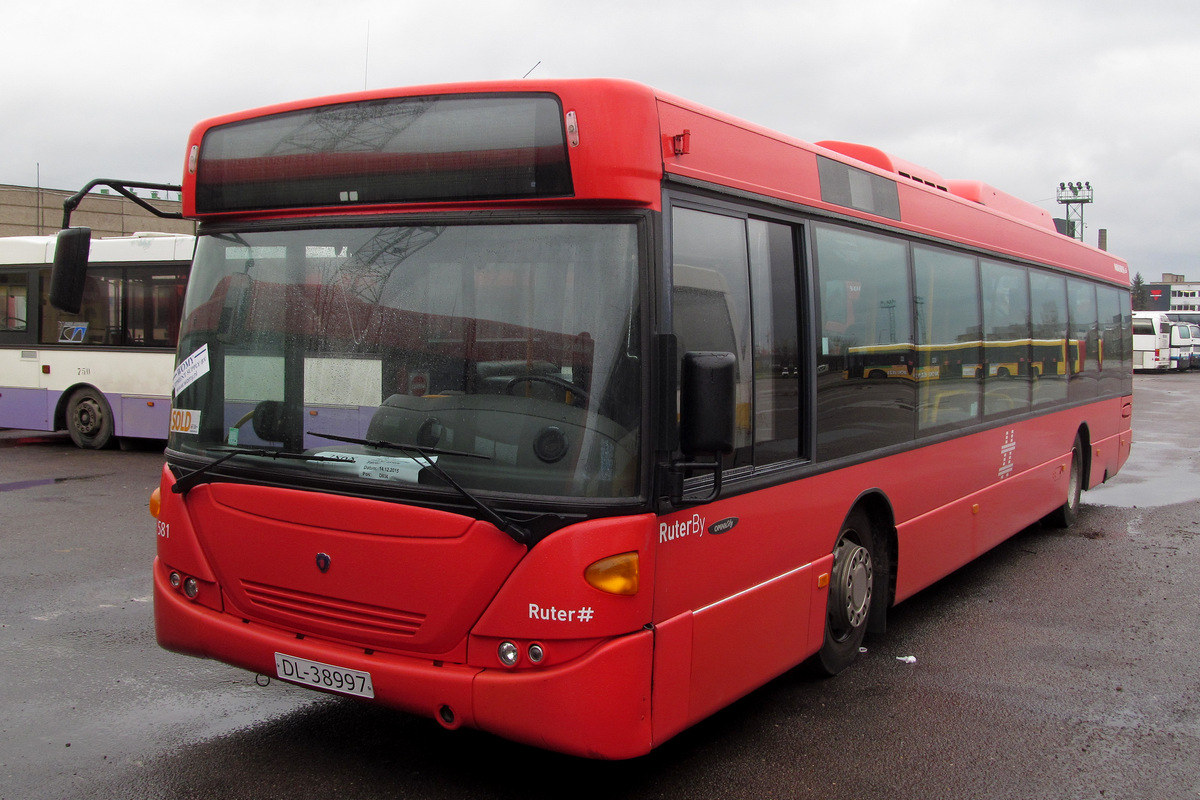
[1171,323,1193,371]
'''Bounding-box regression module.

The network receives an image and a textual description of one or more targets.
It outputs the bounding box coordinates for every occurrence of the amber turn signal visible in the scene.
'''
[585,552,639,595]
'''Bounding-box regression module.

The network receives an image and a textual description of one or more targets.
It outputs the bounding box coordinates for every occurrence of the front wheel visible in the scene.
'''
[810,508,876,677]
[66,387,115,449]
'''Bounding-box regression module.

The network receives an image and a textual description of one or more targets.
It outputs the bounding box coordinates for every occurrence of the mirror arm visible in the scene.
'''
[664,456,724,506]
[60,178,184,229]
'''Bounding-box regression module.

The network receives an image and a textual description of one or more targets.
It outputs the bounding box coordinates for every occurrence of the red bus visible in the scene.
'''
[54,79,1132,758]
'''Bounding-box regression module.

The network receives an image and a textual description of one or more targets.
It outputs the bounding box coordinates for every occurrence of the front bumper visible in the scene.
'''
[154,557,655,759]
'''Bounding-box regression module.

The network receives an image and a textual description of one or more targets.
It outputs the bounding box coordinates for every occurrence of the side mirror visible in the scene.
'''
[668,351,735,506]
[49,227,92,314]
[251,400,290,443]
[679,351,736,456]
[250,399,305,451]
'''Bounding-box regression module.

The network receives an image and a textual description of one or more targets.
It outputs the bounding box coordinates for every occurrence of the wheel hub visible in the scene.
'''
[74,401,101,434]
[830,541,873,632]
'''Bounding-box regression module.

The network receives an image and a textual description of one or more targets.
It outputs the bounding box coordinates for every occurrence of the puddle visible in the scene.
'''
[0,474,100,493]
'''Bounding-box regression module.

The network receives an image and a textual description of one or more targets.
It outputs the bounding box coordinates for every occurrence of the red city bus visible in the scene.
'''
[55,79,1131,758]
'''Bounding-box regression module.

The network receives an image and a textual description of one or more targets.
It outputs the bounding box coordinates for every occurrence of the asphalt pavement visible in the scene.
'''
[2,373,1199,799]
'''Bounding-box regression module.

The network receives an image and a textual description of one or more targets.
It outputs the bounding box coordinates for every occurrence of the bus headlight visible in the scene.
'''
[497,641,519,667]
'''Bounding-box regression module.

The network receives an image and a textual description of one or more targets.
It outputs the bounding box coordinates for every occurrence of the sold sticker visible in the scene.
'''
[169,408,201,435]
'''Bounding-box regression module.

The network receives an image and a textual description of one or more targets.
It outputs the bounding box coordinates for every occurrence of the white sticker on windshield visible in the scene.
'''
[358,457,424,482]
[173,344,210,396]
[169,408,201,435]
[312,453,426,483]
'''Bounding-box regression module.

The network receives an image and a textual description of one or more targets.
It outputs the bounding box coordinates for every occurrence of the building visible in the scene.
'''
[0,183,196,239]
[1146,273,1200,315]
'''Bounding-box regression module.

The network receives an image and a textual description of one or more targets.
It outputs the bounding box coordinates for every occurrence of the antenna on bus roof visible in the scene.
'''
[363,20,371,90]
[522,61,541,79]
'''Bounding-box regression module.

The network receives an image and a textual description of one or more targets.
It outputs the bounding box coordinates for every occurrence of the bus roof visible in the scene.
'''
[0,232,195,265]
[183,78,1127,286]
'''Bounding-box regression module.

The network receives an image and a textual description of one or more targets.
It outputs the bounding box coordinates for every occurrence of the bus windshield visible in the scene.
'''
[169,221,642,500]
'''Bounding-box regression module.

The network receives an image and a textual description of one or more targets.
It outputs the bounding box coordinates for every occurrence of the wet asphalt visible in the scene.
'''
[1,372,1199,799]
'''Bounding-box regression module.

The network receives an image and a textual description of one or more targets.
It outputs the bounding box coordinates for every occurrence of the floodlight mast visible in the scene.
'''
[1056,180,1093,241]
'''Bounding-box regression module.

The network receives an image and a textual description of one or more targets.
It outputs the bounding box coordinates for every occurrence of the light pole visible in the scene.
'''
[1056,181,1093,242]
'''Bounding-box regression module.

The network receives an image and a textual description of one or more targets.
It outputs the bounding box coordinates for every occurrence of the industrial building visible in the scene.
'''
[0,183,196,239]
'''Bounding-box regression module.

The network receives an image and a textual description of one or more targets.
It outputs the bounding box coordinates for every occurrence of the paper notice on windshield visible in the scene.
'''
[173,344,210,396]
[314,452,425,483]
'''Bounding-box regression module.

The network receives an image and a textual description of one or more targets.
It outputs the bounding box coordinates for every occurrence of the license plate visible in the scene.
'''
[274,652,375,699]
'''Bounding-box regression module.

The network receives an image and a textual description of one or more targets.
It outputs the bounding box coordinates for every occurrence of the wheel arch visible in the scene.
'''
[843,489,897,635]
[1074,423,1093,489]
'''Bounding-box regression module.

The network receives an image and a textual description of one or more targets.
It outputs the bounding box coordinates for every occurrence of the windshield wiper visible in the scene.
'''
[308,431,489,460]
[308,431,530,546]
[171,447,354,496]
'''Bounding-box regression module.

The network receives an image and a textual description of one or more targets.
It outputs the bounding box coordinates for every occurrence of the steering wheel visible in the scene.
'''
[504,374,590,407]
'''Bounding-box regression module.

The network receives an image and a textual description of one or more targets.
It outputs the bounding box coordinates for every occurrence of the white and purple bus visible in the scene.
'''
[0,232,193,448]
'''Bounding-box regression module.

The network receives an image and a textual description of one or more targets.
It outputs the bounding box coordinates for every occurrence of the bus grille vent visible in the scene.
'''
[241,580,425,637]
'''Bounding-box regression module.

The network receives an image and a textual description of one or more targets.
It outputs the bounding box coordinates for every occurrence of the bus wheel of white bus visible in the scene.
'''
[812,508,875,677]
[1046,435,1083,529]
[67,388,114,450]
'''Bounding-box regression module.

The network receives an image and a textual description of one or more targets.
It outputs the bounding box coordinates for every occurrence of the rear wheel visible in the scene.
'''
[1046,434,1083,528]
[66,387,114,449]
[811,508,875,677]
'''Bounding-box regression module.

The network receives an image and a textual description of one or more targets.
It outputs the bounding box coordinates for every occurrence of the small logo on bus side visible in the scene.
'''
[998,429,1016,479]
[316,553,332,573]
[708,517,739,535]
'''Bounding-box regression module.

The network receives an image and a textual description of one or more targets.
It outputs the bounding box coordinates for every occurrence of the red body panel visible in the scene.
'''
[190,483,525,657]
[473,514,656,641]
[655,94,1126,287]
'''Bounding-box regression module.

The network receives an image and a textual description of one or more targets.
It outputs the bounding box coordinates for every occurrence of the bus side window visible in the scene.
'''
[1030,271,1068,406]
[671,207,753,468]
[981,260,1031,418]
[748,219,802,465]
[914,245,981,433]
[813,224,914,460]
[1096,285,1124,395]
[1067,279,1099,400]
[0,272,29,334]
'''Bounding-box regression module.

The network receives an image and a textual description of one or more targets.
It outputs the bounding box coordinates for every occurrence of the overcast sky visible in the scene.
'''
[4,0,1195,280]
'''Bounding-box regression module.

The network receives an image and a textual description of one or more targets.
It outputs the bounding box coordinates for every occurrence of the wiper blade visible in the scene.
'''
[171,447,353,495]
[308,431,489,460]
[308,431,530,546]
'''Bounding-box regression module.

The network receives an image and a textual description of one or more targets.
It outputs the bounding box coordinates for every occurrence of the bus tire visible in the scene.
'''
[1046,435,1083,528]
[67,387,115,450]
[810,508,875,677]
